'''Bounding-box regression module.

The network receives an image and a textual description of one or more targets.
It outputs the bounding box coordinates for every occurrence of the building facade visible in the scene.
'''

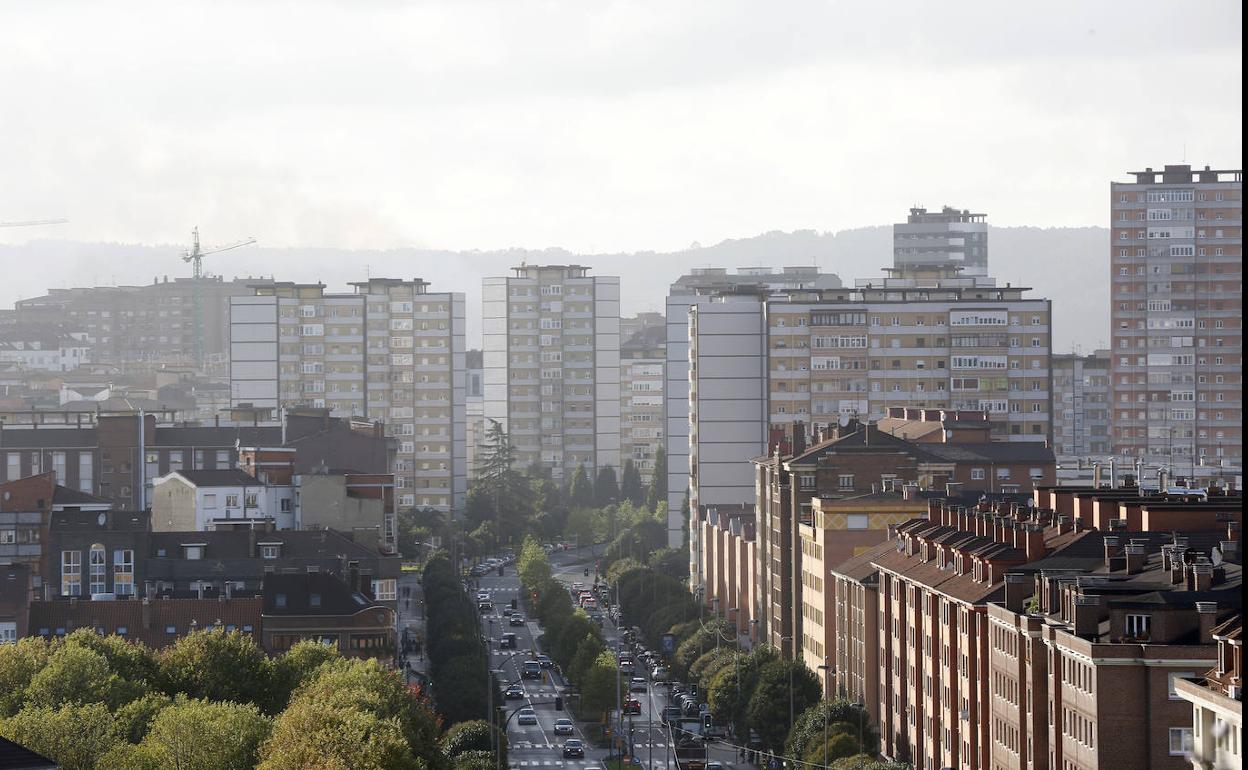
[620,313,665,486]
[1052,350,1112,460]
[482,265,620,481]
[894,205,989,278]
[1109,164,1242,476]
[229,278,466,513]
[1174,614,1242,770]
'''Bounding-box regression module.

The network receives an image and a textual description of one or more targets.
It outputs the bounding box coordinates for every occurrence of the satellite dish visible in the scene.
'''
[97,512,107,526]
[1211,548,1224,567]
[838,413,850,427]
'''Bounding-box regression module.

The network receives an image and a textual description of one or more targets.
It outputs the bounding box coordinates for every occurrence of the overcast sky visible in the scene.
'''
[0,1,1241,283]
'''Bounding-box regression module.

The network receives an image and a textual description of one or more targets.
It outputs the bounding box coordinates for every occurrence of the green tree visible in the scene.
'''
[257,699,420,770]
[706,646,777,738]
[647,547,688,580]
[746,658,823,751]
[645,446,667,512]
[113,692,173,744]
[469,420,536,547]
[112,697,272,770]
[569,464,594,508]
[63,629,159,688]
[26,643,144,710]
[785,699,877,760]
[579,651,623,717]
[594,465,619,507]
[552,611,600,668]
[0,637,50,716]
[0,703,122,770]
[804,732,860,765]
[567,633,606,686]
[159,629,272,710]
[443,719,507,765]
[267,639,343,709]
[517,536,553,592]
[620,460,644,506]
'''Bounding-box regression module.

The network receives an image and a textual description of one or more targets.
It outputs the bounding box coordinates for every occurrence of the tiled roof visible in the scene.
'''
[154,425,282,447]
[51,485,111,506]
[146,527,383,561]
[263,572,385,616]
[830,539,899,583]
[1212,614,1241,643]
[28,596,263,650]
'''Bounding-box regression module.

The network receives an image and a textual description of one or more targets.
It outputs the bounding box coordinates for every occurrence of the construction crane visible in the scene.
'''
[179,226,257,369]
[180,226,256,279]
[0,218,69,228]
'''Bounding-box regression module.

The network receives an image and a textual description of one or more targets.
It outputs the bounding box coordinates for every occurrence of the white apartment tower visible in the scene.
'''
[482,265,620,480]
[894,205,989,277]
[228,278,467,514]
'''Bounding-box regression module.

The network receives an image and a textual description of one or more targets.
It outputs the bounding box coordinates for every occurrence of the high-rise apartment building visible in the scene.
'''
[465,349,485,480]
[667,266,843,548]
[228,278,466,514]
[894,205,989,277]
[1051,350,1112,460]
[620,313,665,486]
[1110,164,1242,479]
[14,276,260,372]
[482,265,619,480]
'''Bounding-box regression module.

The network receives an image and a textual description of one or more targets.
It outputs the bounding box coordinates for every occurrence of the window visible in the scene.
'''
[372,579,397,601]
[113,550,134,596]
[310,594,322,608]
[203,494,217,509]
[88,544,107,595]
[261,545,280,560]
[838,474,854,490]
[1125,614,1151,639]
[996,468,1011,480]
[846,514,869,530]
[275,593,287,609]
[970,468,986,481]
[798,474,815,490]
[1169,728,1193,756]
[225,494,240,508]
[1167,672,1197,699]
[61,551,82,596]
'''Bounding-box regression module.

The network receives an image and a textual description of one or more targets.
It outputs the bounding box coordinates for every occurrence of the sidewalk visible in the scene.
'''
[397,570,431,689]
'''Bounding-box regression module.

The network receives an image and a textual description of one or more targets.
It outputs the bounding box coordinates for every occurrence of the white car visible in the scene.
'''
[553,718,574,735]
[517,707,538,725]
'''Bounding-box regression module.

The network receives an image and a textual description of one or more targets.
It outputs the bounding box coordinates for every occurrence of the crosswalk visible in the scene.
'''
[507,760,678,769]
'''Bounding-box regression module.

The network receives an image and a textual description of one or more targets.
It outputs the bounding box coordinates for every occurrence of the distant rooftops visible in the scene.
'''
[904,205,986,224]
[1123,164,1242,185]
[167,469,264,488]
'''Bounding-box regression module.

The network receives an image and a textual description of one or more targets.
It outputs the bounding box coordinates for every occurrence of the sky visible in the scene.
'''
[0,0,1242,301]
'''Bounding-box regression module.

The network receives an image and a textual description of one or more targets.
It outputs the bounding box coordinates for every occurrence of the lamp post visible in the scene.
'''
[818,659,833,770]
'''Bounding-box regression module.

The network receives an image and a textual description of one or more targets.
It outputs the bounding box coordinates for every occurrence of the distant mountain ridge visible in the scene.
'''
[1,224,1108,352]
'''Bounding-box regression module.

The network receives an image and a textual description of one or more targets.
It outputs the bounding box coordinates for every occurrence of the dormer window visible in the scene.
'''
[182,544,206,560]
[310,594,322,608]
[275,593,287,608]
[260,544,281,559]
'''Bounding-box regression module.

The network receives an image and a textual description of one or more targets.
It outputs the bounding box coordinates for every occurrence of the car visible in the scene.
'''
[562,739,585,758]
[499,633,517,649]
[571,582,584,593]
[629,677,647,693]
[504,684,524,699]
[623,698,642,715]
[477,601,493,613]
[537,654,554,669]
[553,718,574,735]
[476,591,490,602]
[500,606,514,617]
[619,661,635,675]
[670,683,687,697]
[706,763,725,770]
[509,614,525,626]
[651,666,670,681]
[521,660,542,679]
[517,707,538,725]
[661,706,682,725]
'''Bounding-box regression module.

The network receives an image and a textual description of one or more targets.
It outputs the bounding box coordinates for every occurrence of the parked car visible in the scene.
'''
[630,677,648,693]
[661,706,682,725]
[517,707,537,725]
[562,739,585,758]
[499,633,517,649]
[651,666,670,681]
[504,684,524,699]
[553,718,574,735]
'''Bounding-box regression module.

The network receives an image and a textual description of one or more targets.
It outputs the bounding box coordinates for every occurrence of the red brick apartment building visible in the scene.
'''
[831,483,1240,770]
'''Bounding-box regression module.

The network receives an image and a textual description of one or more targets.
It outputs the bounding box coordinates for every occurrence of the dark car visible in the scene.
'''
[562,739,585,758]
[499,633,517,649]
[536,654,554,669]
[504,684,524,699]
[509,614,525,627]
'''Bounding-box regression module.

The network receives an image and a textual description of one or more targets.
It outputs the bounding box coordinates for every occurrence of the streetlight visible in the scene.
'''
[818,658,833,770]
[780,636,794,728]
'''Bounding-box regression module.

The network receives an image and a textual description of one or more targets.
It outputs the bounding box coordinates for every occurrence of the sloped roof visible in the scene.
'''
[169,469,262,487]
[263,572,386,616]
[51,486,111,506]
[27,596,263,650]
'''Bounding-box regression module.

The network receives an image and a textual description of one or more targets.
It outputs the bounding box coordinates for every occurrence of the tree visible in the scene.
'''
[620,460,644,506]
[63,629,159,688]
[26,644,143,710]
[594,465,619,507]
[645,446,667,512]
[257,699,420,770]
[112,697,272,770]
[706,646,777,738]
[785,700,877,760]
[746,659,823,751]
[647,547,688,580]
[0,703,122,770]
[567,633,606,686]
[267,640,343,710]
[569,464,594,508]
[159,629,273,711]
[471,420,536,546]
[552,611,599,669]
[443,719,507,765]
[579,651,623,717]
[0,637,50,717]
[113,692,173,744]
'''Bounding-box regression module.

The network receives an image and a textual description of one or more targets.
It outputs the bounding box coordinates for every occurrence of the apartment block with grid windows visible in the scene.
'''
[1052,350,1112,460]
[1109,164,1242,477]
[228,278,466,514]
[620,313,665,487]
[481,265,620,481]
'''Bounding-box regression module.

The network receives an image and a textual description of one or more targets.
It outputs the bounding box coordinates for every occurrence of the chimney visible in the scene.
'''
[1189,563,1213,592]
[1103,536,1122,570]
[791,421,806,456]
[1124,541,1147,575]
[1004,572,1030,613]
[248,528,257,558]
[348,561,360,592]
[1024,524,1046,561]
[1164,547,1185,584]
[1227,521,1240,544]
[1219,540,1238,563]
[1054,514,1070,535]
[141,597,152,630]
[1196,602,1220,641]
[1073,594,1101,638]
[902,483,919,501]
[945,481,963,498]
